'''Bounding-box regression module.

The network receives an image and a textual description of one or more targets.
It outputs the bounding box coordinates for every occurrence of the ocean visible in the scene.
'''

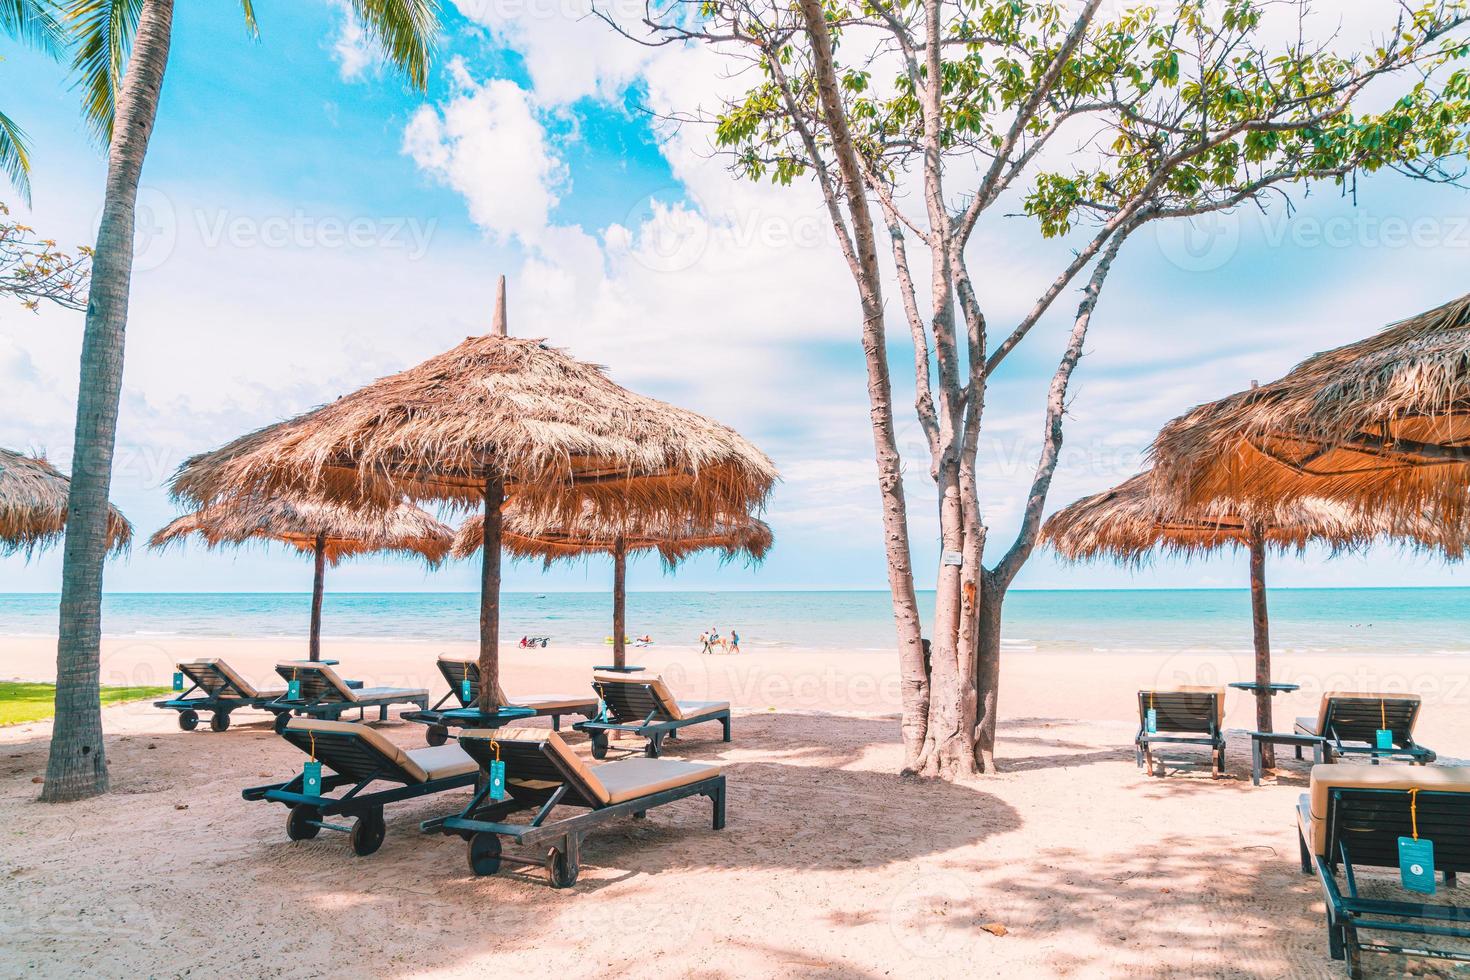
[0,589,1466,656]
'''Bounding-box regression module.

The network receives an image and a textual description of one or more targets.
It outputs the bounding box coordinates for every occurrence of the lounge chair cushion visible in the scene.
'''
[1138,686,1225,726]
[403,744,478,781]
[1304,763,1470,855]
[351,685,429,703]
[1294,716,1321,736]
[182,658,283,700]
[1306,691,1420,738]
[592,757,722,805]
[592,672,728,721]
[514,695,598,714]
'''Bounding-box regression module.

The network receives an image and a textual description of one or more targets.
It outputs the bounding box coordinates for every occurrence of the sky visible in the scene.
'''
[0,0,1466,595]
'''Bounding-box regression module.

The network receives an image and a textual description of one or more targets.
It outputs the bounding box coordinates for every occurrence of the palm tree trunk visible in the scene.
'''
[478,474,504,711]
[309,533,326,662]
[1248,523,1274,768]
[43,0,174,803]
[611,536,626,669]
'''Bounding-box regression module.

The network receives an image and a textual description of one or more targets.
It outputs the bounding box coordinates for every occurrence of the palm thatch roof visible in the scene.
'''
[148,495,453,566]
[453,507,774,568]
[167,335,779,523]
[1150,292,1470,519]
[1043,471,1464,565]
[0,449,131,557]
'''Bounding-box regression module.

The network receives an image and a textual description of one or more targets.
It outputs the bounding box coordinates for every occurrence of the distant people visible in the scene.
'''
[636,634,652,647]
[728,629,740,654]
[698,629,711,653]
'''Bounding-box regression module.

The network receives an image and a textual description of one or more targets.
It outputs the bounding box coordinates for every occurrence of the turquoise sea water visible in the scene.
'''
[0,589,1465,655]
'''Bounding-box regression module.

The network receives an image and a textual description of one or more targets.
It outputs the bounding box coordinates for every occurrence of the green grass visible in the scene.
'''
[0,681,173,726]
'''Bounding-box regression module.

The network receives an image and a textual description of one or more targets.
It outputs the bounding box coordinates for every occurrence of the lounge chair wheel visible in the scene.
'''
[273,713,291,734]
[286,805,321,841]
[546,847,578,888]
[178,710,199,732]
[467,833,502,876]
[351,810,386,857]
[589,733,608,760]
[425,725,449,747]
[210,712,231,733]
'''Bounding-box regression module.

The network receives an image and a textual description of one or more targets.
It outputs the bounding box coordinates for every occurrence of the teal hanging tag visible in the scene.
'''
[172,671,184,691]
[1376,728,1394,750]
[488,760,506,800]
[1145,708,1158,734]
[461,678,473,705]
[303,760,322,797]
[1399,836,1436,894]
[288,678,301,700]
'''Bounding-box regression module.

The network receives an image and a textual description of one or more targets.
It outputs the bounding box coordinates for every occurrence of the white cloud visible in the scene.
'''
[329,0,375,81]
[402,60,567,244]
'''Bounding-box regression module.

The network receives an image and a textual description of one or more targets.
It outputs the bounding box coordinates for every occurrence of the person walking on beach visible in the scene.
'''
[699,629,712,654]
[728,628,740,654]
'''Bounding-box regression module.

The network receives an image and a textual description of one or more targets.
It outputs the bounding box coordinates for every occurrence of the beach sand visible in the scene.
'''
[3,634,1469,977]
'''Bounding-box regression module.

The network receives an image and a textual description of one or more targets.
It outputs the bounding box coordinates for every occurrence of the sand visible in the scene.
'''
[3,634,1470,978]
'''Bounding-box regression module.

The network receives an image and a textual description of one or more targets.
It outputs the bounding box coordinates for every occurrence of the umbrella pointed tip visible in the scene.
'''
[492,276,508,337]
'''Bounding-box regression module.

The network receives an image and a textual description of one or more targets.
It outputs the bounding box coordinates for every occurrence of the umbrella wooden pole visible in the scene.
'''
[480,475,505,711]
[309,532,327,662]
[612,535,627,669]
[1247,523,1275,767]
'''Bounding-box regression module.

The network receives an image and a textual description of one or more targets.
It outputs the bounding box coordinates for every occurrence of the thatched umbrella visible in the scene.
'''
[1043,470,1460,764]
[149,495,453,660]
[167,279,777,710]
[454,507,773,667]
[0,448,131,557]
[1150,292,1470,521]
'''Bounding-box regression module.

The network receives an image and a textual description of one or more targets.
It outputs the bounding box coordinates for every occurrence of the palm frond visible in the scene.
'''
[67,0,144,145]
[0,0,67,54]
[348,0,438,91]
[0,108,33,205]
[239,0,257,39]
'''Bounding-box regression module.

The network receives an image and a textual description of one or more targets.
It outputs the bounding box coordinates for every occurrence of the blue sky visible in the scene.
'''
[0,1,1466,595]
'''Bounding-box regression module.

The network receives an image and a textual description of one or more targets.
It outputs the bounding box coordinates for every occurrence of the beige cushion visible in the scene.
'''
[675,700,729,718]
[592,757,722,804]
[514,695,599,714]
[277,663,425,704]
[1294,716,1320,736]
[1304,763,1470,855]
[404,744,477,781]
[352,685,429,702]
[286,717,429,782]
[1310,691,1421,736]
[181,658,283,699]
[1139,686,1225,726]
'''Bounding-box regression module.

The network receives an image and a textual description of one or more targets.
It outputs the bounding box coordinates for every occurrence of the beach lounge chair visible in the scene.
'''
[242,718,478,856]
[1296,763,1470,977]
[153,658,287,732]
[269,662,429,732]
[1134,687,1226,778]
[422,727,725,887]
[574,672,731,758]
[1294,693,1436,765]
[402,656,599,745]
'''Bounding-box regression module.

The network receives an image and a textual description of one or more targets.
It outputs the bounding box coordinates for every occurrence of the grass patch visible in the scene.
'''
[0,681,173,726]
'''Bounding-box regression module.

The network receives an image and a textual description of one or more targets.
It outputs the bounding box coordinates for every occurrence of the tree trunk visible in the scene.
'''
[796,0,929,770]
[973,574,1004,773]
[43,0,174,803]
[1248,523,1275,767]
[611,536,626,669]
[479,475,505,711]
[308,533,327,662]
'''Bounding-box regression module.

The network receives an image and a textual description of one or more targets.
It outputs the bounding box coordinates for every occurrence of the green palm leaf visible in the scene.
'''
[67,0,144,145]
[347,0,438,91]
[1,0,66,54]
[0,107,32,204]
